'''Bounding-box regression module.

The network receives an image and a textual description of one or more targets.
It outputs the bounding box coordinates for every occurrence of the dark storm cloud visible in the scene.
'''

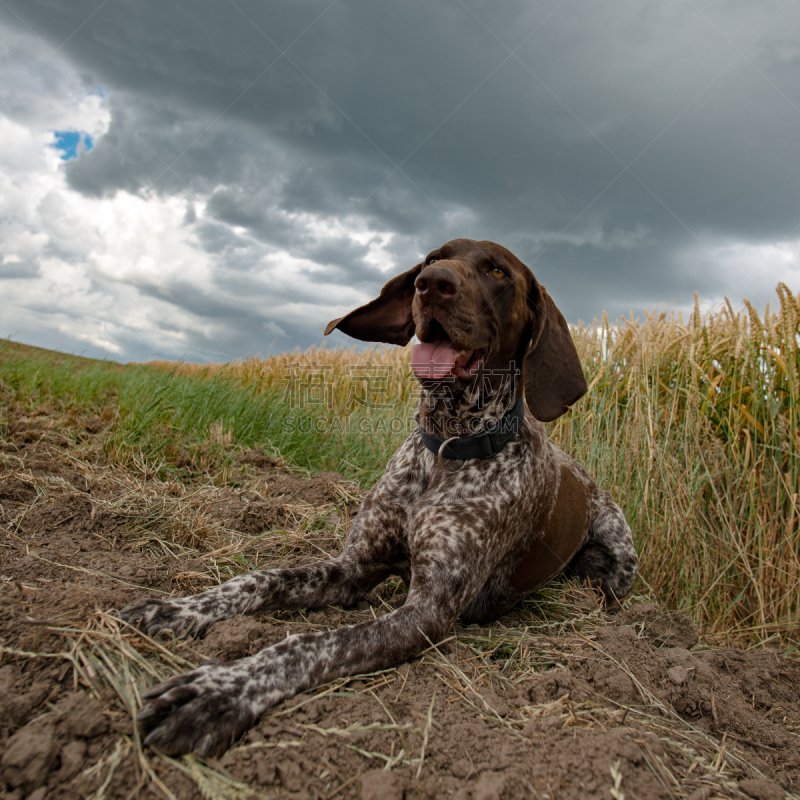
[2,0,798,357]
[129,280,323,362]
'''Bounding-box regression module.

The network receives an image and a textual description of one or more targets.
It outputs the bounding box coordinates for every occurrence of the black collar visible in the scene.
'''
[418,398,526,462]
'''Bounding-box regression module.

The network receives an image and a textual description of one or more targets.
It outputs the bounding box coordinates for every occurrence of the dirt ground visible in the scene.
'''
[1,400,799,800]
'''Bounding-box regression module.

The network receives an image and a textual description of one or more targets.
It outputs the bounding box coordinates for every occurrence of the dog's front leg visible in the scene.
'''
[118,555,386,637]
[135,587,457,756]
[119,436,430,638]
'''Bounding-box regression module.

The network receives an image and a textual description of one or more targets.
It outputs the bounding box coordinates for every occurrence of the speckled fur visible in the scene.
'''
[119,239,638,756]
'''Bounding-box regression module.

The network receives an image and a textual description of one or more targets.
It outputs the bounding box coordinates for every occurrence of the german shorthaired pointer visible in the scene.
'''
[119,238,638,756]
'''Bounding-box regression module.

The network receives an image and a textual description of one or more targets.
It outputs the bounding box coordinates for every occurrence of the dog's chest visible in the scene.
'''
[409,429,544,536]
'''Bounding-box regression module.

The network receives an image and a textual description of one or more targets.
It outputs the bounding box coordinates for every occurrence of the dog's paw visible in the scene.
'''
[118,597,214,638]
[137,663,258,756]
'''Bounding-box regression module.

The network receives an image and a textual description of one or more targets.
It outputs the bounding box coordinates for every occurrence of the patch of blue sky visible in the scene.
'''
[52,130,94,160]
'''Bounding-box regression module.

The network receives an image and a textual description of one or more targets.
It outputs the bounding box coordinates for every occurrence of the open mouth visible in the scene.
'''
[411,320,486,381]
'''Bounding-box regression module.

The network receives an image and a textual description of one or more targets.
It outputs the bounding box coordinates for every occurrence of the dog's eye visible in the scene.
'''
[427,257,439,265]
[490,267,506,278]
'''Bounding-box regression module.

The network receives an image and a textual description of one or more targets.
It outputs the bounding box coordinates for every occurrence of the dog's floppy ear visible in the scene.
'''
[324,263,422,345]
[523,280,587,422]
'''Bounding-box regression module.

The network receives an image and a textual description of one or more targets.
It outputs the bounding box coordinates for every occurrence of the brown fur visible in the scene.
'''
[510,465,591,594]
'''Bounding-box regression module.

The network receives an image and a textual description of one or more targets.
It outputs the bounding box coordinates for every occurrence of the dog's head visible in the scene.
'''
[324,238,587,421]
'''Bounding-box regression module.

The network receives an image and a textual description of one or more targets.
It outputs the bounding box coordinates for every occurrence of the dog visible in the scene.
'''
[119,238,638,756]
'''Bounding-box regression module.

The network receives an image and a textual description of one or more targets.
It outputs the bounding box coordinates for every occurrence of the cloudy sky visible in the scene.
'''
[1,0,798,363]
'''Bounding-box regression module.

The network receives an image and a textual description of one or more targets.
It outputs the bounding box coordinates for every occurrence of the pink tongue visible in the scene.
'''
[412,341,462,379]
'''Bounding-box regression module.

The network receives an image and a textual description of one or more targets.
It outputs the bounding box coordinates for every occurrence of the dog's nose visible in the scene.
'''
[415,265,460,304]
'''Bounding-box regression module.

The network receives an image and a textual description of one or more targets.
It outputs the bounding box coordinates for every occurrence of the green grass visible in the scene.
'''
[0,341,407,486]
